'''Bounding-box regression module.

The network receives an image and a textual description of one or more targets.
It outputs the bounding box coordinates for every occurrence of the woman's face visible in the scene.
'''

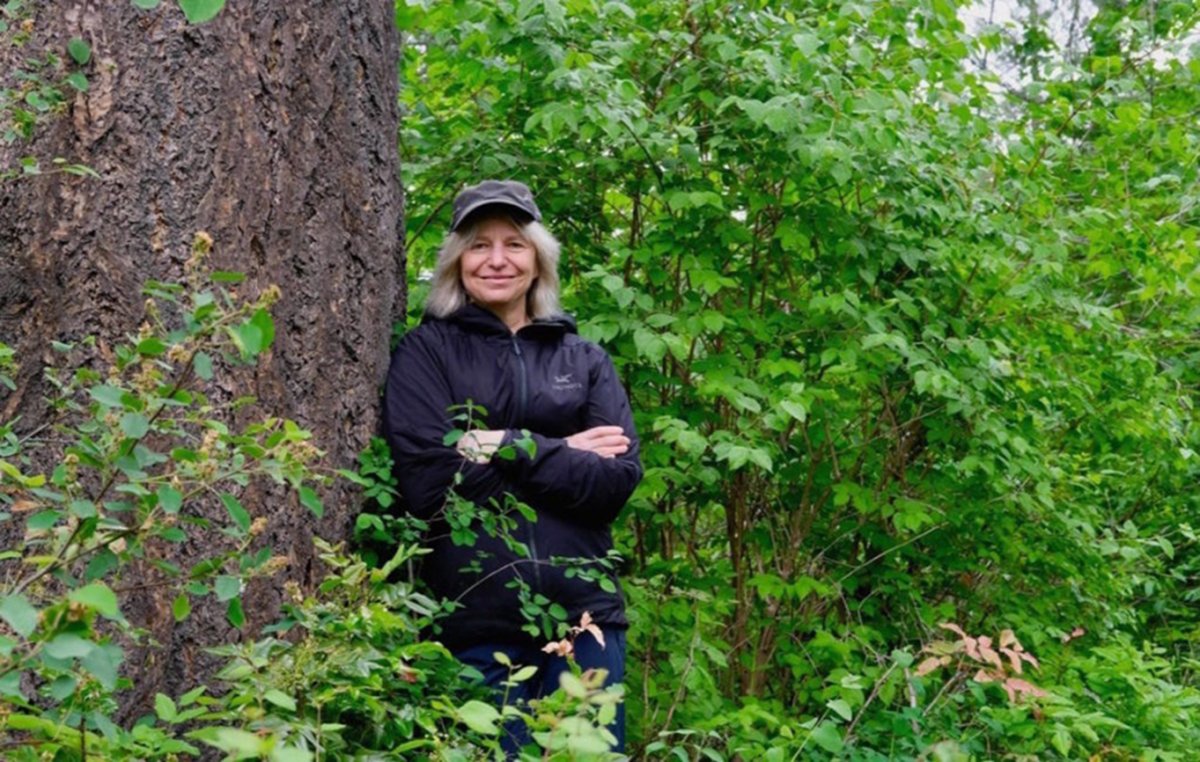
[460,217,539,317]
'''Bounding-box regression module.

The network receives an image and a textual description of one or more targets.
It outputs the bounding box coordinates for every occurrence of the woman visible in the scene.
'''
[383,180,642,753]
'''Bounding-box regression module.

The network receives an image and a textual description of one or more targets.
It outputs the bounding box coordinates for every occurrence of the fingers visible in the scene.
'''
[566,426,631,457]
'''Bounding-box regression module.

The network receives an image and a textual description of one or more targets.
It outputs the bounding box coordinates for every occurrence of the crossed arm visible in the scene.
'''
[384,334,642,527]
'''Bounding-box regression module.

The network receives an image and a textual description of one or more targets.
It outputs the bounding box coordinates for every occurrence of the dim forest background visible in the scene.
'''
[2,0,1199,759]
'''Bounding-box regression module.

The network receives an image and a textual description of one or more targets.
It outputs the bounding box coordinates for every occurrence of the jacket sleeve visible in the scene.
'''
[494,347,642,527]
[382,329,512,520]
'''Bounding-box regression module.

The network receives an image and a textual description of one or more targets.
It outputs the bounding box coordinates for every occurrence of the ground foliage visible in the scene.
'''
[399,0,1200,757]
[4,0,1200,759]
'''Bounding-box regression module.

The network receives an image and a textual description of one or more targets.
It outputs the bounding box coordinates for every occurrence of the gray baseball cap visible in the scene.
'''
[450,180,542,232]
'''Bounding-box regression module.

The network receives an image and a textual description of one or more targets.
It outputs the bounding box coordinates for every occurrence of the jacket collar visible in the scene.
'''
[430,303,577,339]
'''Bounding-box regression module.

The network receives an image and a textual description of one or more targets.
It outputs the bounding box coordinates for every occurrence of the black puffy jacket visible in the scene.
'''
[383,304,642,650]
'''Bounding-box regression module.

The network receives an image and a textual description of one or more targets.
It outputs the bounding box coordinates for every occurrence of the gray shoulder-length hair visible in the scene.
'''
[424,213,563,320]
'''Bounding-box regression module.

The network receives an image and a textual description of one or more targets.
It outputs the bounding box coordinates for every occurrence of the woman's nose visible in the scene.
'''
[486,244,507,266]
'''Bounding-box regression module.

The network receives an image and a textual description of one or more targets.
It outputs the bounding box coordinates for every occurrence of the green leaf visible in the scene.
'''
[779,400,807,422]
[172,593,191,622]
[298,485,323,518]
[26,510,62,531]
[211,271,245,283]
[214,575,241,602]
[131,0,162,8]
[69,499,97,518]
[220,493,251,533]
[0,594,39,637]
[193,351,213,380]
[809,721,844,753]
[69,582,121,618]
[157,485,183,514]
[264,689,297,711]
[457,700,501,735]
[193,727,266,755]
[178,0,226,24]
[45,633,95,660]
[65,72,89,92]
[90,385,127,408]
[226,596,245,628]
[156,693,178,722]
[136,337,167,357]
[826,698,854,722]
[250,308,275,352]
[81,642,121,689]
[67,38,92,65]
[228,322,263,357]
[120,412,150,439]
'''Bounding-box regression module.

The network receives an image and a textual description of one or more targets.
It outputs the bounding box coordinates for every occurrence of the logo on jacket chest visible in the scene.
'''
[552,373,583,392]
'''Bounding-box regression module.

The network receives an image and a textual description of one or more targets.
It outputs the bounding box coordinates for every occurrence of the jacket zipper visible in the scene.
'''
[510,335,541,590]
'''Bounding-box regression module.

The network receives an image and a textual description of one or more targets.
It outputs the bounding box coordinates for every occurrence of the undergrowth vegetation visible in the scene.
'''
[398,0,1200,758]
[3,0,1200,759]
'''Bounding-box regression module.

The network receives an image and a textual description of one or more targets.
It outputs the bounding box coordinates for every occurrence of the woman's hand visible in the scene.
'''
[565,426,630,458]
[456,429,506,464]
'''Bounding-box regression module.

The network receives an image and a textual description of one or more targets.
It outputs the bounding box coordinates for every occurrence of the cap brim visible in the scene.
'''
[451,200,536,231]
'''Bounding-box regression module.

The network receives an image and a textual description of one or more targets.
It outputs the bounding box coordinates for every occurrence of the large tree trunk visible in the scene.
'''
[0,0,403,714]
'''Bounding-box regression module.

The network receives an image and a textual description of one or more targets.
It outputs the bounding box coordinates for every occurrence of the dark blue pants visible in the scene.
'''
[455,628,626,756]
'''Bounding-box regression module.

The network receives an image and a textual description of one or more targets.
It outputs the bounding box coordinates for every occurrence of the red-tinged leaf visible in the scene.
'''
[915,656,948,677]
[1061,627,1085,644]
[1005,677,1047,700]
[1002,680,1016,702]
[978,643,1004,671]
[999,629,1018,649]
[541,639,572,657]
[938,622,967,638]
[963,636,981,661]
[1000,647,1024,674]
[1019,651,1041,670]
[584,623,605,648]
[973,668,995,683]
